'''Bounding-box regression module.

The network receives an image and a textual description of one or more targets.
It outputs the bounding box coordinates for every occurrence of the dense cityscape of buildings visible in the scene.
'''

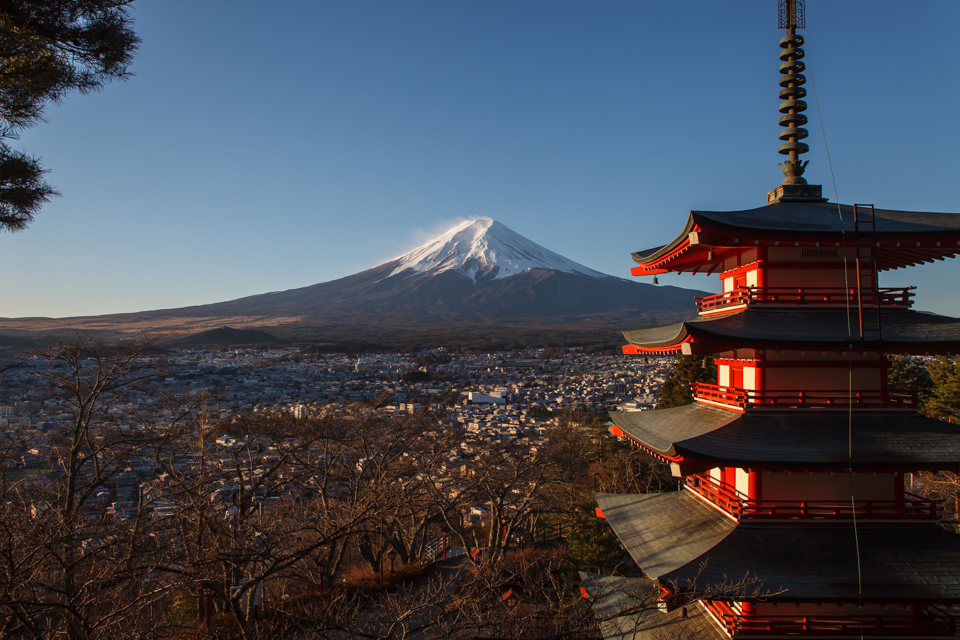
[0,347,675,521]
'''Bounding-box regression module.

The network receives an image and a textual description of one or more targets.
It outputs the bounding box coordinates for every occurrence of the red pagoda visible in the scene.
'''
[591,1,960,637]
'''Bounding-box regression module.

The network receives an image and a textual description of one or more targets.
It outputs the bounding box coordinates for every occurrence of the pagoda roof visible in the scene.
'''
[622,308,960,353]
[632,201,960,273]
[610,405,960,469]
[579,573,725,640]
[594,492,736,578]
[596,491,960,603]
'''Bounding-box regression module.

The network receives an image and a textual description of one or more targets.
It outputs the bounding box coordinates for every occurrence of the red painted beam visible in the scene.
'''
[622,343,683,355]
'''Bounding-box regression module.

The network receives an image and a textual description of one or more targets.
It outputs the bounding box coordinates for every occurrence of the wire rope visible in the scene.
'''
[808,51,851,334]
[807,44,866,633]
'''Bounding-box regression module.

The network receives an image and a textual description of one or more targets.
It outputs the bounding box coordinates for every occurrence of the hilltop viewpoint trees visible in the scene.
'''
[0,0,139,231]
[926,357,960,423]
[654,354,717,410]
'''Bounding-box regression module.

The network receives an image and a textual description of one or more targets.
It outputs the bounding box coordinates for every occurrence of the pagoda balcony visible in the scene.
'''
[692,382,921,411]
[705,600,958,637]
[695,286,916,315]
[685,474,942,522]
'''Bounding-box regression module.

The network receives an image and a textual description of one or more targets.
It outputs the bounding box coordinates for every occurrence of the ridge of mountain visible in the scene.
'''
[0,219,710,345]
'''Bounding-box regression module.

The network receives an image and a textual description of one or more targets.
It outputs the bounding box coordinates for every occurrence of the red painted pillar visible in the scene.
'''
[880,358,889,396]
[721,467,736,493]
[755,255,766,289]
[748,470,760,502]
[895,472,905,514]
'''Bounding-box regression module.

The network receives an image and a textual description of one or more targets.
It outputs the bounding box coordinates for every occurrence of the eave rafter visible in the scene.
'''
[622,341,686,356]
[625,338,959,357]
[621,313,960,356]
[633,223,960,274]
[610,424,683,464]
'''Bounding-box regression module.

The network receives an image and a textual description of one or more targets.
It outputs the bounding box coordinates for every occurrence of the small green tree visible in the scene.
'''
[926,357,960,423]
[655,354,717,409]
[528,405,553,420]
[566,499,625,575]
[887,354,931,391]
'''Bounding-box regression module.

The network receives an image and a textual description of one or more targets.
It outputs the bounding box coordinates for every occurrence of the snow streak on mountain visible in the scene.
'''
[385,218,613,282]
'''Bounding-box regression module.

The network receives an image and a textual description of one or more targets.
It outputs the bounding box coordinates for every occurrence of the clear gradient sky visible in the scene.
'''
[2,0,959,319]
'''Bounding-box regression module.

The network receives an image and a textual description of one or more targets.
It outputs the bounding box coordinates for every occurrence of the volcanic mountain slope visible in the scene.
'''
[0,219,709,342]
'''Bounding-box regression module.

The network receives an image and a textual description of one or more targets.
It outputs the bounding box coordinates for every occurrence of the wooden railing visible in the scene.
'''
[685,473,745,516]
[739,493,941,520]
[692,382,920,411]
[725,612,956,636]
[529,522,569,545]
[685,474,942,521]
[695,286,915,314]
[705,600,958,636]
[692,383,749,408]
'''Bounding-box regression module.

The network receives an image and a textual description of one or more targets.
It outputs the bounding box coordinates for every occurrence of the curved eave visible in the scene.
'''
[622,336,691,356]
[579,574,725,640]
[610,406,960,469]
[661,523,960,604]
[630,215,697,269]
[598,491,960,604]
[630,204,960,274]
[609,405,737,459]
[594,491,735,580]
[690,222,960,272]
[692,203,960,237]
[621,322,689,351]
[622,309,960,354]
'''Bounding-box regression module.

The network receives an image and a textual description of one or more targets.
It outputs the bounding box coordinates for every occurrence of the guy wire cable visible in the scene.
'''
[807,43,866,626]
[808,51,850,336]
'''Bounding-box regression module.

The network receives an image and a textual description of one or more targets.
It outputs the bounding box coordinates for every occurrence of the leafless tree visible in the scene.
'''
[0,337,765,640]
[0,332,194,639]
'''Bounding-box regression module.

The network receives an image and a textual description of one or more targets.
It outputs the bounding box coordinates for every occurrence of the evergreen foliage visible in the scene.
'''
[0,0,139,231]
[169,326,282,348]
[887,354,931,391]
[527,405,553,419]
[401,369,431,383]
[926,357,960,423]
[566,499,625,575]
[654,353,717,409]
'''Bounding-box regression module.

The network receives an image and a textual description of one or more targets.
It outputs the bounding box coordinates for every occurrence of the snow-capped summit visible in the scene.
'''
[0,216,706,338]
[385,218,611,282]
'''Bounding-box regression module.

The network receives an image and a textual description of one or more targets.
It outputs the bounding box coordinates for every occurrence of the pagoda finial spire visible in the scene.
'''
[777,0,809,185]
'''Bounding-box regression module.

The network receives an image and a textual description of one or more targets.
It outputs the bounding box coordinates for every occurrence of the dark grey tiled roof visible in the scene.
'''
[610,405,737,457]
[595,492,735,578]
[580,573,725,640]
[622,309,960,350]
[599,490,960,603]
[662,525,960,603]
[611,405,960,468]
[694,202,960,236]
[632,203,960,264]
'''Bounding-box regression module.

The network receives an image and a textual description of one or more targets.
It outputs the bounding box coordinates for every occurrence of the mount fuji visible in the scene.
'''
[0,219,707,346]
[384,218,610,282]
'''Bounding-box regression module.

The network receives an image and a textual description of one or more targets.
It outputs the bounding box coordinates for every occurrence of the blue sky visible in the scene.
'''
[2,0,959,318]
